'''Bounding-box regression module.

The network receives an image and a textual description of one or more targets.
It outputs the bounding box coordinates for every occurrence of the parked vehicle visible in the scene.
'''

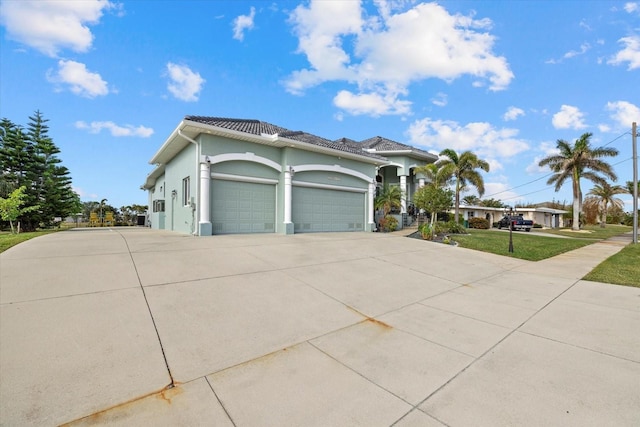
[497,215,533,232]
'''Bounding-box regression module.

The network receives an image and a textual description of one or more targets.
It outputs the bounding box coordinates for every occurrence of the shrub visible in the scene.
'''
[533,223,543,228]
[623,212,638,226]
[445,220,466,234]
[379,215,398,232]
[418,222,433,240]
[468,217,489,229]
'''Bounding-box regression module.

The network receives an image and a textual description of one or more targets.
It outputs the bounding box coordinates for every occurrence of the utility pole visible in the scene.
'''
[633,122,638,244]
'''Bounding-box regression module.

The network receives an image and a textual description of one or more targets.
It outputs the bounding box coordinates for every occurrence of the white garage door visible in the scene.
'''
[292,186,365,233]
[212,180,275,234]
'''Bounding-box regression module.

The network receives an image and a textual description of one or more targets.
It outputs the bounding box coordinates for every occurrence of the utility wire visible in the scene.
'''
[483,132,632,200]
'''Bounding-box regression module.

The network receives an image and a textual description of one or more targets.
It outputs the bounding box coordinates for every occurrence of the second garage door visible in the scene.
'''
[292,186,365,233]
[212,180,276,234]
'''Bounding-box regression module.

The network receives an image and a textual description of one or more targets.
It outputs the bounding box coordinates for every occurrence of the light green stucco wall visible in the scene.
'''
[161,144,197,234]
[152,132,383,235]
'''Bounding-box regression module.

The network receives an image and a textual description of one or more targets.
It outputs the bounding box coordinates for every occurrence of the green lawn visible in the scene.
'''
[535,224,632,240]
[0,229,63,253]
[583,243,640,288]
[448,225,638,288]
[449,229,594,261]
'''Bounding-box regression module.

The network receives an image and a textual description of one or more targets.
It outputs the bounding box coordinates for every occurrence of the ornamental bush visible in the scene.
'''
[468,217,490,229]
[379,215,398,232]
[445,220,466,234]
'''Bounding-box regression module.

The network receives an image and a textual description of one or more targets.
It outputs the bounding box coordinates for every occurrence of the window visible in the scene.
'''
[182,177,190,206]
[153,199,165,212]
[468,211,475,219]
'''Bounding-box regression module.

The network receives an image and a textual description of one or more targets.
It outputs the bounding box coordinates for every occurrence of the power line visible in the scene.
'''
[602,131,630,147]
[484,132,633,200]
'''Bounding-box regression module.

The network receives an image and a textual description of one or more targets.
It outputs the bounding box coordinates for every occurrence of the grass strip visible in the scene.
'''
[0,230,60,253]
[450,229,594,261]
[583,243,640,288]
[536,224,632,240]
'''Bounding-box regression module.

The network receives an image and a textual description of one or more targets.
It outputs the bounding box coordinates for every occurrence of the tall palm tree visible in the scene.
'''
[438,149,490,224]
[584,182,626,228]
[414,162,454,190]
[538,132,618,231]
[374,183,402,216]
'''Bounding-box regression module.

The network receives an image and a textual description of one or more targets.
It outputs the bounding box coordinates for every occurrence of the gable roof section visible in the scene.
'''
[360,136,438,162]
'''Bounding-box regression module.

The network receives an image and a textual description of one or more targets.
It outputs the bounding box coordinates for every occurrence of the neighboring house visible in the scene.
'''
[141,116,437,236]
[456,205,567,228]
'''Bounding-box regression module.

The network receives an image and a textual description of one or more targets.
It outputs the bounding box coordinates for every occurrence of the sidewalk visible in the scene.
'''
[1,228,638,426]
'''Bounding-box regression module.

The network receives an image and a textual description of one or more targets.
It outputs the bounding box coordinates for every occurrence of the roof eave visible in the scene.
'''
[367,149,437,162]
[150,119,389,167]
[141,163,166,190]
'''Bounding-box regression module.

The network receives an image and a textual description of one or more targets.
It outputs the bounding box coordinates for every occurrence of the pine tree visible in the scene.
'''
[0,111,80,230]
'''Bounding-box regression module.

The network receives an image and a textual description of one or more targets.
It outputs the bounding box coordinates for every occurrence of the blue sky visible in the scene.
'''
[1,0,639,210]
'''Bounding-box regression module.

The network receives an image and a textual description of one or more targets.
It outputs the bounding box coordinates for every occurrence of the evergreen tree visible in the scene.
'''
[0,111,80,230]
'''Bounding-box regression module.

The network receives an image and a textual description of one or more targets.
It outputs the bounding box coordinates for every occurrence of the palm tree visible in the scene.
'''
[462,195,481,206]
[438,149,490,224]
[626,180,639,199]
[414,162,454,190]
[584,182,626,228]
[538,132,618,231]
[374,183,402,216]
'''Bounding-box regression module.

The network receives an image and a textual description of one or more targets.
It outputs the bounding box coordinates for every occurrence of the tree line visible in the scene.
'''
[0,111,81,232]
[375,132,636,234]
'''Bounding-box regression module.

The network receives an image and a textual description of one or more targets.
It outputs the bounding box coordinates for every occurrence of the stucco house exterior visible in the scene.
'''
[455,205,567,228]
[141,116,437,236]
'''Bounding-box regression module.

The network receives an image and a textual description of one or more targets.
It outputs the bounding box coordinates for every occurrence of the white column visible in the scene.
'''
[400,175,407,213]
[368,181,375,228]
[419,178,425,188]
[284,169,292,224]
[199,161,211,235]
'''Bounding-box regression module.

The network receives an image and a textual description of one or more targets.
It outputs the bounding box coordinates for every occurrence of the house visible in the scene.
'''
[141,116,437,236]
[455,205,567,228]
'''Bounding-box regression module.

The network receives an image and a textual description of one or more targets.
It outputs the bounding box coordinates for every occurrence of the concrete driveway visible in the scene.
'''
[1,228,638,426]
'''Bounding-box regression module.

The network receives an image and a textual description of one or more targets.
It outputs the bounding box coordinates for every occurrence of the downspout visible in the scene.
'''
[178,129,200,235]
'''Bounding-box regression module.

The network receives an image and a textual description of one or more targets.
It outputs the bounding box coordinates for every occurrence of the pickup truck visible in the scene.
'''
[497,215,533,232]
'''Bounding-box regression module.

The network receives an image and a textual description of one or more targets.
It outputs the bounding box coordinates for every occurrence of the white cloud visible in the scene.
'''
[503,106,524,121]
[482,181,523,203]
[232,7,256,41]
[608,35,640,70]
[333,89,411,116]
[598,123,612,133]
[605,100,640,128]
[0,0,116,57]
[552,105,588,129]
[525,141,559,174]
[624,2,640,13]
[46,60,108,98]
[75,120,154,137]
[406,118,529,167]
[165,62,205,102]
[431,92,448,107]
[285,1,513,117]
[546,42,591,64]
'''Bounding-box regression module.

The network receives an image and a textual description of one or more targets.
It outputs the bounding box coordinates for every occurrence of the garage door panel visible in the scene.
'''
[212,180,276,235]
[293,187,365,233]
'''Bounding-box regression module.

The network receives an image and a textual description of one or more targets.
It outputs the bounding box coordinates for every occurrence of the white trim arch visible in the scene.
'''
[291,163,376,231]
[292,164,372,183]
[203,152,281,171]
